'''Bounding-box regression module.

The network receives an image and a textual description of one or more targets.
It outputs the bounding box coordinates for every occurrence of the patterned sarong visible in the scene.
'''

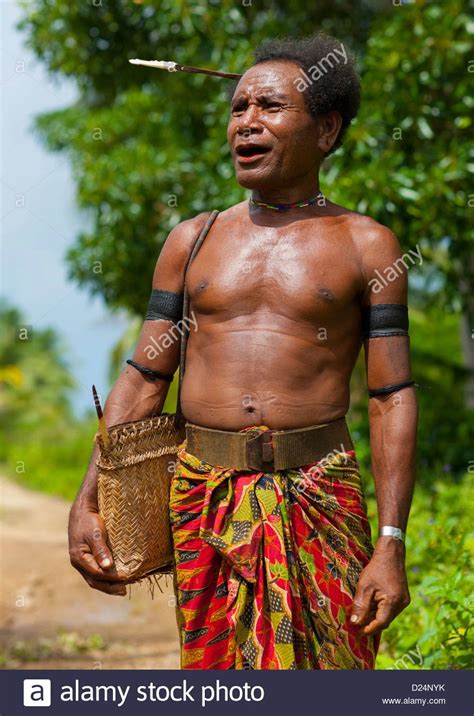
[170,424,379,669]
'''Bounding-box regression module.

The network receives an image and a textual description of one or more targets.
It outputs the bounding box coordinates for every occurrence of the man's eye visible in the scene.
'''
[266,103,282,111]
[231,104,246,115]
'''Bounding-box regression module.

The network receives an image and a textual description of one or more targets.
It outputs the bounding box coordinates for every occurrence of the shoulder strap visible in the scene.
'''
[176,210,219,420]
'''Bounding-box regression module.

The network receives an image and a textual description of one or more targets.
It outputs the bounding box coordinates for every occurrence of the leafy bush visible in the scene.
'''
[3,418,98,501]
[372,474,473,670]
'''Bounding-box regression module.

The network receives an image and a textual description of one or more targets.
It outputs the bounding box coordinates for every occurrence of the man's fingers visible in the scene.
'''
[89,531,115,570]
[84,574,127,596]
[73,552,124,582]
[350,586,375,626]
[361,602,394,635]
[70,548,103,578]
[68,509,125,593]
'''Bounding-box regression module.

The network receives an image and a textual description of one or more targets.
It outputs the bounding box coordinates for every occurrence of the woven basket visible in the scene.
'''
[95,412,185,584]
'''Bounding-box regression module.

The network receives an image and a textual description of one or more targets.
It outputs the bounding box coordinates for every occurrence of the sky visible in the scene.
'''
[1,1,129,417]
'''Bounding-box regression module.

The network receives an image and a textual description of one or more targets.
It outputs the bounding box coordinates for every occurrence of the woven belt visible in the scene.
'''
[184,417,354,471]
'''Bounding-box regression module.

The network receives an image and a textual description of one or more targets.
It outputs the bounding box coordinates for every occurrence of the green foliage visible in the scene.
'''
[17,0,387,315]
[0,629,106,668]
[3,417,98,501]
[0,300,97,501]
[409,309,472,474]
[331,0,474,316]
[0,299,75,458]
[373,475,474,670]
[17,0,474,318]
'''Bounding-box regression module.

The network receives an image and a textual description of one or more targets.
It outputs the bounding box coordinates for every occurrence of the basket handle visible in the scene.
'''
[176,209,220,420]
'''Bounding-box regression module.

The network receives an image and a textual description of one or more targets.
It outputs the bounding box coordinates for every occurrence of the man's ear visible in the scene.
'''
[316,111,343,154]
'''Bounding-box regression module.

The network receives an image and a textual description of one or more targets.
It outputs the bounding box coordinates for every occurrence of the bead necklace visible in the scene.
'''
[249,190,323,212]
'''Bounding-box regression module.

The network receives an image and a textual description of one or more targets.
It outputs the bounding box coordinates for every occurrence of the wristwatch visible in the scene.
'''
[378,526,406,543]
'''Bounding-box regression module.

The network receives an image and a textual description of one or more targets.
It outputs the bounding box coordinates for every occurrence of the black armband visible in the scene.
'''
[126,359,174,383]
[145,289,183,323]
[368,380,415,398]
[362,303,409,339]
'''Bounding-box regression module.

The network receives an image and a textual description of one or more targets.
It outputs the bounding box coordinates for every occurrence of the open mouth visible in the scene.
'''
[235,144,272,163]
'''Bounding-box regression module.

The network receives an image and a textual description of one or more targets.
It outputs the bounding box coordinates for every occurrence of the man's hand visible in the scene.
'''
[350,538,410,635]
[68,502,127,596]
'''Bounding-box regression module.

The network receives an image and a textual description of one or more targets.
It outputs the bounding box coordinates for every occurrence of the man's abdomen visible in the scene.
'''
[180,323,357,430]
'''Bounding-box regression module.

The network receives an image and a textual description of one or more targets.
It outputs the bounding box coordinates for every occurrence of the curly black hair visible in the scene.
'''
[229,32,361,155]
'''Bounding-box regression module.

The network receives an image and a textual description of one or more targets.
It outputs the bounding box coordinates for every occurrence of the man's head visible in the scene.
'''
[227,32,360,192]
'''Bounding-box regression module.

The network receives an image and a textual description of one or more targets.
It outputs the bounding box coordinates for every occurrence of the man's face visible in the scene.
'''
[227,60,321,190]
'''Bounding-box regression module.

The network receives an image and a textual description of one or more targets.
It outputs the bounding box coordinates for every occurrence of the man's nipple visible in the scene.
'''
[196,279,209,293]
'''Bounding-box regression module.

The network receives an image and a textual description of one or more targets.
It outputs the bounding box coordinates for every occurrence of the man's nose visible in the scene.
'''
[236,104,262,136]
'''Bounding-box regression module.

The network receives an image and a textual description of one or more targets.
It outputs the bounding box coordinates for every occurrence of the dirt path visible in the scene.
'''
[0,476,180,669]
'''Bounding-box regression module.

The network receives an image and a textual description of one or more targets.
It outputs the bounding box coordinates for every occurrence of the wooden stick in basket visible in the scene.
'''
[128,58,242,80]
[92,384,110,448]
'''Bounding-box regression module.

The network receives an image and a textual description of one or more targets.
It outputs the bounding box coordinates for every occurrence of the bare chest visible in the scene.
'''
[186,220,363,323]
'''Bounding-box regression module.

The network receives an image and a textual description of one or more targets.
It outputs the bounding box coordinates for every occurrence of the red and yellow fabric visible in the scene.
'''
[170,424,379,669]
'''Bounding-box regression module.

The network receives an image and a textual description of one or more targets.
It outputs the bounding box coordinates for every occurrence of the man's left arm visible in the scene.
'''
[351,224,419,636]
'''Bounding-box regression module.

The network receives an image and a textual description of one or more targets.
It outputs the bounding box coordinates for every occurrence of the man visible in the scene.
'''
[69,32,417,670]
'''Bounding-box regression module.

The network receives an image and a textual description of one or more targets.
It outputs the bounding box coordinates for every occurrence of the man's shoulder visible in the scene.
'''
[328,201,398,247]
[152,211,213,288]
[160,211,214,263]
[165,203,246,244]
[166,210,212,244]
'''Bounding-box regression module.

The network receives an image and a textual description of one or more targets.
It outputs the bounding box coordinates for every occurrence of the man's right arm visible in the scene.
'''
[68,213,209,595]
